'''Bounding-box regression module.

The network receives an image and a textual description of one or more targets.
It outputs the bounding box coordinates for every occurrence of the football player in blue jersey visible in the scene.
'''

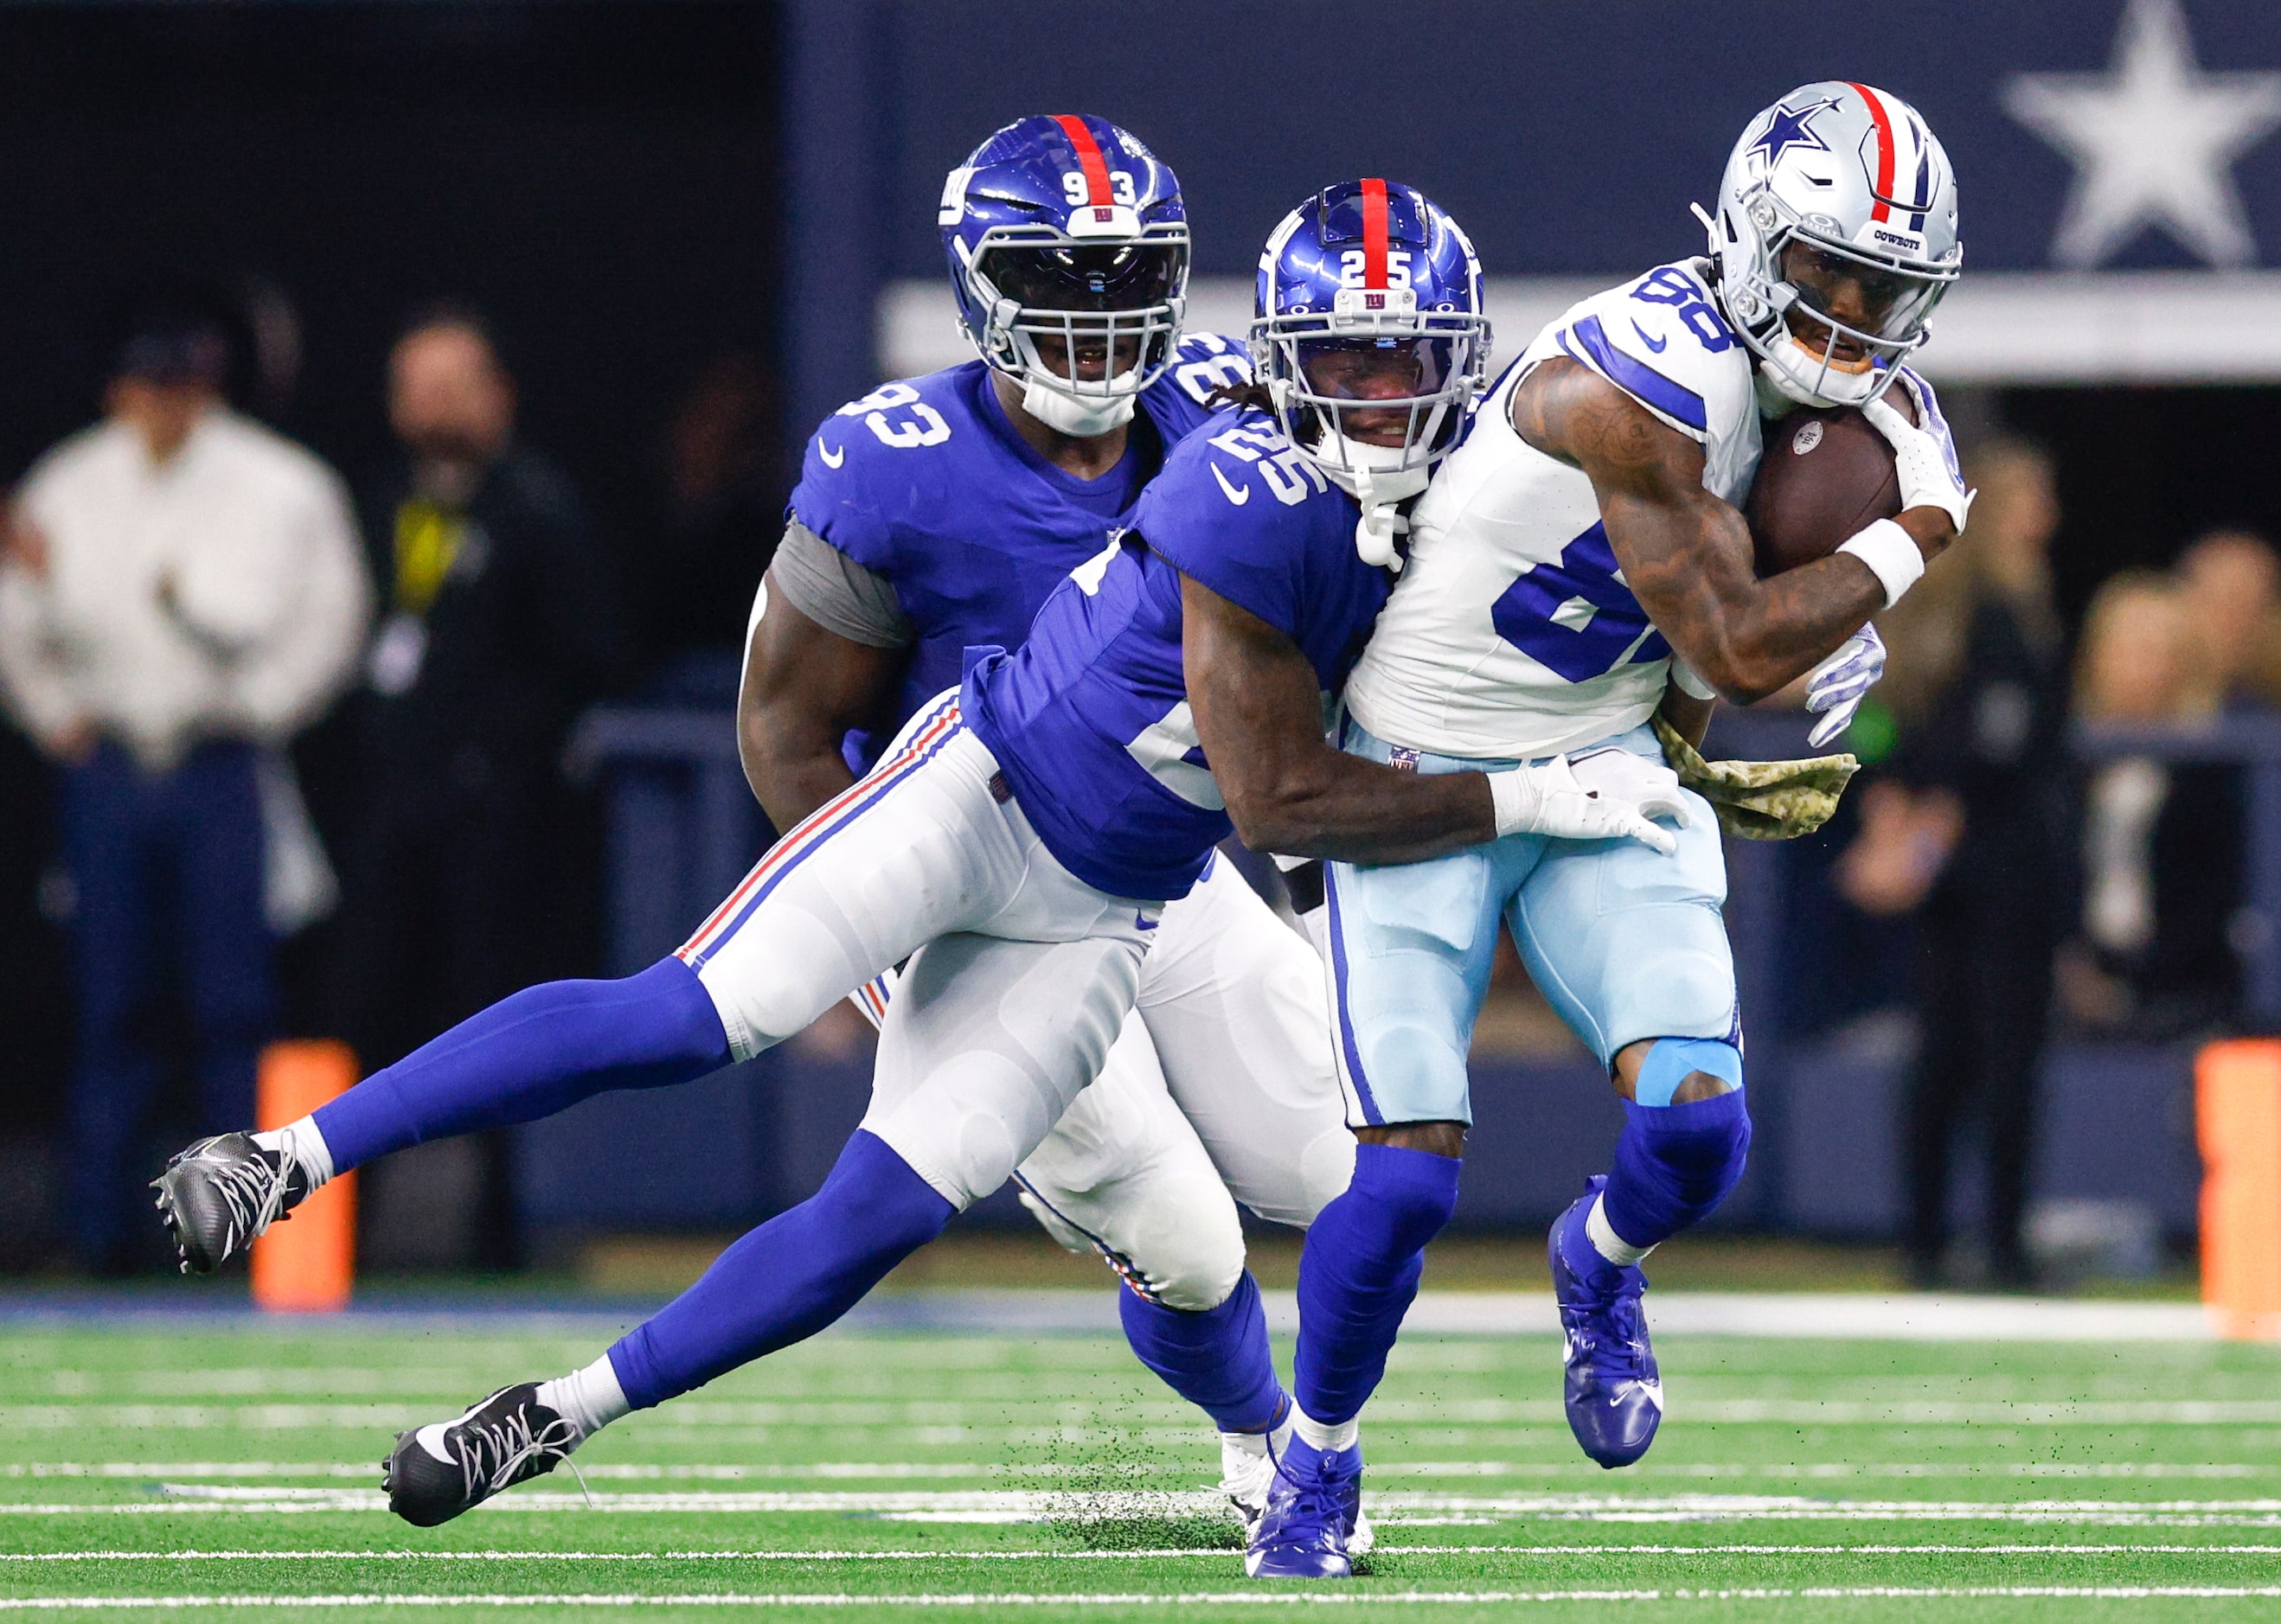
[1264,82,1970,1576]
[146,173,1676,1554]
[741,114,1362,1527]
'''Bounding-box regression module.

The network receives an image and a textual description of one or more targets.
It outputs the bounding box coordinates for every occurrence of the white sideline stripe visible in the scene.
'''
[10,1587,2281,1608]
[12,1544,2281,1561]
[11,1461,2278,1482]
[15,1397,2279,1428]
[16,1489,2281,1526]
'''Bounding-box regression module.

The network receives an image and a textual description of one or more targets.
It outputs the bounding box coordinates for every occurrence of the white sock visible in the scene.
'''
[1289,1403,1360,1455]
[1586,1192,1655,1267]
[537,1354,631,1445]
[252,1117,335,1193]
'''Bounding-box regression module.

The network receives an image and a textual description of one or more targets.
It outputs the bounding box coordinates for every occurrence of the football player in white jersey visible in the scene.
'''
[1272,82,1972,1523]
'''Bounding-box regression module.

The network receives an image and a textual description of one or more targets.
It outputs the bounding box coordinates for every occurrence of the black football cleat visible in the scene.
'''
[384,1384,581,1527]
[151,1133,311,1275]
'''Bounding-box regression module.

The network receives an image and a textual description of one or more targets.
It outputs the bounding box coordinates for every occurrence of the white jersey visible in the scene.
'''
[1343,259,1763,761]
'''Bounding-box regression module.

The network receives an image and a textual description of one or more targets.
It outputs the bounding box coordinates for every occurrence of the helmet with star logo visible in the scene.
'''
[1704,81,1961,409]
[939,114,1190,438]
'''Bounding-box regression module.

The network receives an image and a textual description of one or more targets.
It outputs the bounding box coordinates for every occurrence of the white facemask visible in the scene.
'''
[1318,433,1431,572]
[1022,372,1140,437]
[1756,330,1881,409]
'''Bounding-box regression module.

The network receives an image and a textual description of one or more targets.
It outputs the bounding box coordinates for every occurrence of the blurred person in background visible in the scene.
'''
[0,292,369,1275]
[2175,529,2281,712]
[644,353,786,686]
[2068,573,2240,1038]
[1838,439,2072,1289]
[332,304,629,1267]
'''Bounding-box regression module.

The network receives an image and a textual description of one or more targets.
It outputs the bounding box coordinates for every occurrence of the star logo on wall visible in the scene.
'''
[2004,0,2281,268]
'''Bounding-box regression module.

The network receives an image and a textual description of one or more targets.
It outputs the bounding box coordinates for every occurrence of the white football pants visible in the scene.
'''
[686,691,1355,1314]
[682,694,1156,1212]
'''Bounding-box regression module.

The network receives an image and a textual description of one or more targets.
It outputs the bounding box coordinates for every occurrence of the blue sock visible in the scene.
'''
[607,1130,953,1409]
[1599,1087,1752,1252]
[313,957,730,1172]
[1118,1271,1285,1435]
[1293,1142,1461,1427]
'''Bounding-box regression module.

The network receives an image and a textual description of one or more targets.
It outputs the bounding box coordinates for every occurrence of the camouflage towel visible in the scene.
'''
[1650,714,1859,841]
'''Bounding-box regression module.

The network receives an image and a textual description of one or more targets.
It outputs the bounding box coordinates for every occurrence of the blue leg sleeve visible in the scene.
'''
[1118,1271,1286,1435]
[607,1130,954,1410]
[1293,1142,1462,1427]
[1600,1086,1752,1251]
[313,957,731,1172]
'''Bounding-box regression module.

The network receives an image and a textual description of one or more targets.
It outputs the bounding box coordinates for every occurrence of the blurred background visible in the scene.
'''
[2,0,2275,1299]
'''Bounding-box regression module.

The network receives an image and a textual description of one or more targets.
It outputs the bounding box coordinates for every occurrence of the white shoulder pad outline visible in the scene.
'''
[1552,264,1748,445]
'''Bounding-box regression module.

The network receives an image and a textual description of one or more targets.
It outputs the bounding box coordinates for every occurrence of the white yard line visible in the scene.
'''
[12,1461,2276,1482]
[6,1587,2281,1608]
[14,1399,2281,1429]
[8,1544,2281,1561]
[13,1489,2281,1526]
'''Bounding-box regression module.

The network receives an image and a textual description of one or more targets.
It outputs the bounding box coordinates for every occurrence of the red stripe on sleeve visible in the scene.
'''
[1844,82,1897,223]
[1053,114,1114,208]
[1360,177,1390,289]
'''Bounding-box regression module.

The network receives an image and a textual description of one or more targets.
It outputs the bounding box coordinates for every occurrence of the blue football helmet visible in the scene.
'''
[940,114,1190,436]
[1253,179,1490,562]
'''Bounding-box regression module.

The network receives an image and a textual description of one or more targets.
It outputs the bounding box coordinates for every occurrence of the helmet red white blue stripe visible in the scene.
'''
[939,114,1189,435]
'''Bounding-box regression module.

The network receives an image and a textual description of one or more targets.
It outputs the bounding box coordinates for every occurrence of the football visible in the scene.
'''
[1743,394,1914,578]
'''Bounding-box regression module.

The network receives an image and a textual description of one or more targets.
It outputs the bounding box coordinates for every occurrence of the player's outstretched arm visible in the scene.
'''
[738,568,903,831]
[1184,572,1502,863]
[1513,357,1954,705]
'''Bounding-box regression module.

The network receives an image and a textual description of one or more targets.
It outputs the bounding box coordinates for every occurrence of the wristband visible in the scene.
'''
[1836,517,1926,610]
[1489,767,1533,837]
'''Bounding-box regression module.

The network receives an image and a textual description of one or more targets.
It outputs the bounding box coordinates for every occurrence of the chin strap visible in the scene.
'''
[1350,463,1410,572]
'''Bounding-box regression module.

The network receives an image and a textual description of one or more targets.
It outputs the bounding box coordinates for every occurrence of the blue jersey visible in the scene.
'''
[788,336,1251,768]
[964,409,1390,903]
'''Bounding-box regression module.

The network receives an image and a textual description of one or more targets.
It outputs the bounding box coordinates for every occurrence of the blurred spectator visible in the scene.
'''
[2068,573,2241,1036]
[331,305,629,1263]
[1839,439,2073,1289]
[2175,529,2281,711]
[644,353,786,678]
[0,295,370,1274]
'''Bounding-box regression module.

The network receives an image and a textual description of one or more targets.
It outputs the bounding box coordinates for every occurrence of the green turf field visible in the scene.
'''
[5,1310,2281,1620]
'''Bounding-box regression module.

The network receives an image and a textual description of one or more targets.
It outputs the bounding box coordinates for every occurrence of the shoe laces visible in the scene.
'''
[1216,1448,1275,1516]
[454,1401,582,1504]
[1564,1285,1651,1382]
[193,1138,301,1254]
[1263,1443,1349,1532]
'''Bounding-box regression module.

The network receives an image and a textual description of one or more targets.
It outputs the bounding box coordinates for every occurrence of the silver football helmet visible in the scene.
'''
[1703,81,1960,408]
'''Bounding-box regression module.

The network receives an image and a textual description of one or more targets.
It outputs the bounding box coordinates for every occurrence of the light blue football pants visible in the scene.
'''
[1323,719,1739,1126]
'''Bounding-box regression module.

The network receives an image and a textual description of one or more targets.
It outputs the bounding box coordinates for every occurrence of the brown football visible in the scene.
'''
[1744,394,1913,578]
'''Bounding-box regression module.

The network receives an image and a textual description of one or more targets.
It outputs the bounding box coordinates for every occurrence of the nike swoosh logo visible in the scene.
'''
[819,442,846,468]
[1136,911,1159,931]
[1630,321,1669,354]
[1210,463,1251,505]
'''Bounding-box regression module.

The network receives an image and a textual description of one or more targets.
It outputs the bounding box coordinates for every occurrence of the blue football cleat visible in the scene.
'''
[1550,1174,1663,1468]
[1245,1432,1360,1579]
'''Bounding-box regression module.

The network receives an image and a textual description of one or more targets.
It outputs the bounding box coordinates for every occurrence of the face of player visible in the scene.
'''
[1030,329,1144,385]
[1301,339,1445,446]
[1778,242,1938,369]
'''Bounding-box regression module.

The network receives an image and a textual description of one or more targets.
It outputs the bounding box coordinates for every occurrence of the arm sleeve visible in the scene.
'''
[769,520,913,649]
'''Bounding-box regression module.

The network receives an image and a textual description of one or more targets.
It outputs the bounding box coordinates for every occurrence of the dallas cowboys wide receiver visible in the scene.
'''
[152,175,1674,1547]
[1261,81,1970,1574]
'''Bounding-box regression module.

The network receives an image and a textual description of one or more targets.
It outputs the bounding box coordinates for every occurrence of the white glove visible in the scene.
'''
[1804,622,1886,749]
[1861,368,1972,534]
[1489,751,1685,855]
